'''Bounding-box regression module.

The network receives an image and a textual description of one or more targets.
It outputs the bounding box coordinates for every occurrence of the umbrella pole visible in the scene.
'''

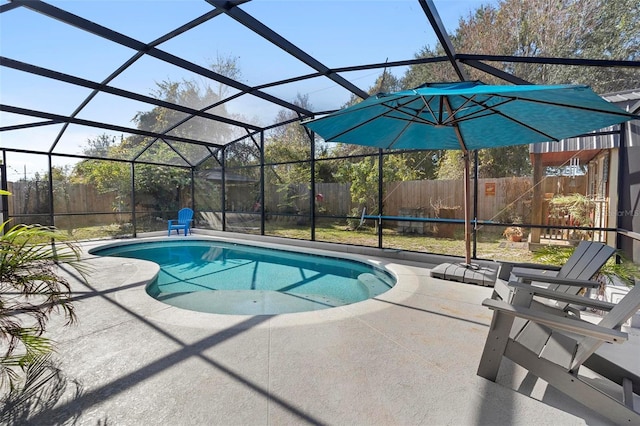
[444,96,473,266]
[463,151,472,265]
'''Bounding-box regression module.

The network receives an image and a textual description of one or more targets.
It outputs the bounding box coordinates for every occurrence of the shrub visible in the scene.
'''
[0,220,86,393]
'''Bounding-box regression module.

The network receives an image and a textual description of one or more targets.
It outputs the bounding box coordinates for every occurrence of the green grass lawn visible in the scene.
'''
[265,222,535,263]
[62,219,638,285]
[59,220,535,263]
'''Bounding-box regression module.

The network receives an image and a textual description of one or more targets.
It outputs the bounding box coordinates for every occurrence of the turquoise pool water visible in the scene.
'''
[91,240,396,315]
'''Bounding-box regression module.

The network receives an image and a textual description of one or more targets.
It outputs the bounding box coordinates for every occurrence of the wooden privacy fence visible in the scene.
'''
[383,175,586,223]
[6,181,122,227]
[264,175,586,224]
[383,177,532,221]
[259,182,352,215]
[5,175,588,229]
[315,182,351,214]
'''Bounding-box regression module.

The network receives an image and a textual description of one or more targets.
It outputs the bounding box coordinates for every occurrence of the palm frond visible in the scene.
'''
[0,221,88,390]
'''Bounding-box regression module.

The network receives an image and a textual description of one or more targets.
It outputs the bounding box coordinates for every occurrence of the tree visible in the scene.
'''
[265,94,314,164]
[436,146,533,180]
[73,56,247,216]
[436,151,465,180]
[403,0,639,180]
[344,68,402,108]
[263,94,317,214]
[324,71,442,219]
[333,153,422,219]
[453,0,640,92]
[333,157,379,217]
[73,134,131,216]
[401,45,460,89]
[478,146,532,177]
[80,133,118,158]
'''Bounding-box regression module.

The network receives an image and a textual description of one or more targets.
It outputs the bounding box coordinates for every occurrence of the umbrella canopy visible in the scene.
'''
[302,81,638,264]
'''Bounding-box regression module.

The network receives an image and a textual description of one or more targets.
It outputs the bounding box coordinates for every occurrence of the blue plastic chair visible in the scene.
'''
[167,208,193,236]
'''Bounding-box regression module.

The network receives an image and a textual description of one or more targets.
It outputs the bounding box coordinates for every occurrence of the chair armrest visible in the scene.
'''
[498,261,561,281]
[512,271,601,288]
[482,298,627,343]
[508,281,617,311]
[500,261,562,271]
[501,261,562,272]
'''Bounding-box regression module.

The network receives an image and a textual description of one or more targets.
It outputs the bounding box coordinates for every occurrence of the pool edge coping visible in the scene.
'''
[82,235,426,329]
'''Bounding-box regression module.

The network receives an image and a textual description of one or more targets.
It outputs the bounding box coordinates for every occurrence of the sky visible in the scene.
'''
[0,0,497,181]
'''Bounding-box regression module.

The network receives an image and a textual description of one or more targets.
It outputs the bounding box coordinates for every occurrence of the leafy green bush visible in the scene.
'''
[548,194,595,227]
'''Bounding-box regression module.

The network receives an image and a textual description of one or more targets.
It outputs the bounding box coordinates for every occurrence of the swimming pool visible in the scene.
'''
[90,239,396,315]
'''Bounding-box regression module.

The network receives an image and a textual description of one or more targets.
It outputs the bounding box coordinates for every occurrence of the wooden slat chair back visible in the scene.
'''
[493,241,616,313]
[548,241,617,293]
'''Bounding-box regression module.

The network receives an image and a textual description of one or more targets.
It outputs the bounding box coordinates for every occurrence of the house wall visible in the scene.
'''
[607,148,620,247]
[618,119,640,263]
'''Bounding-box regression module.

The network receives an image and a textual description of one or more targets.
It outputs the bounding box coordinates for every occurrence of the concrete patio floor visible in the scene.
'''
[31,233,637,425]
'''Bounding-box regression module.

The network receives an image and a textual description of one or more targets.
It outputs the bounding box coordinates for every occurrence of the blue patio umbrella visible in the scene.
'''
[302,81,638,264]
